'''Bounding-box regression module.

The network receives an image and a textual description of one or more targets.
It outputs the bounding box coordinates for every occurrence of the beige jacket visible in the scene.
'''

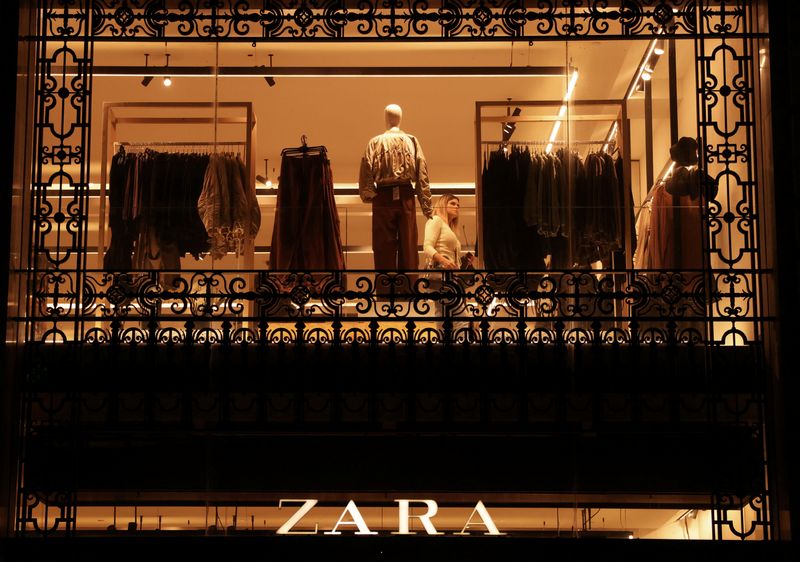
[358,130,432,218]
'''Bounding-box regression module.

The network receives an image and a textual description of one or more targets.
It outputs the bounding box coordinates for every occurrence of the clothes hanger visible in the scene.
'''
[281,134,326,157]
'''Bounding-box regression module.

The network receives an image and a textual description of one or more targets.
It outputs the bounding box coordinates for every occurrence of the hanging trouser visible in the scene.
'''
[371,183,418,270]
[271,152,344,270]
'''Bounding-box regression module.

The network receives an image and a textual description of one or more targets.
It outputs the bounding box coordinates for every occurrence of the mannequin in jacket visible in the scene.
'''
[358,104,432,270]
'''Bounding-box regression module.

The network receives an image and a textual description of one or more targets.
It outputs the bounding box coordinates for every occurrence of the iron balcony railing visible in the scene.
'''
[16,268,765,347]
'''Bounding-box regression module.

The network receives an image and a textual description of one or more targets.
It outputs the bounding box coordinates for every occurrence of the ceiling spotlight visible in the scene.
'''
[502,107,521,142]
[654,44,665,56]
[641,71,652,81]
[256,158,274,188]
[263,53,277,88]
[141,53,152,87]
[162,52,172,87]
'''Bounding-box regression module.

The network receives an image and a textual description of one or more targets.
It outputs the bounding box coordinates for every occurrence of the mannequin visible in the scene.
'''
[648,136,718,269]
[359,104,432,270]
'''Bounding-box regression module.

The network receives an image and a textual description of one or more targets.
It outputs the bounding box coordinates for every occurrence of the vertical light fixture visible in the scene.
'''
[140,53,153,87]
[502,107,522,143]
[265,53,276,87]
[256,158,273,188]
[162,53,172,87]
[546,69,579,153]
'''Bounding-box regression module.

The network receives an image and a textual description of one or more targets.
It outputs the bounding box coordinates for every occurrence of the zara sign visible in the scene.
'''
[276,499,504,536]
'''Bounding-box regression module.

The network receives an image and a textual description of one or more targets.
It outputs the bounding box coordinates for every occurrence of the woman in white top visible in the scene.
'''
[423,194,472,269]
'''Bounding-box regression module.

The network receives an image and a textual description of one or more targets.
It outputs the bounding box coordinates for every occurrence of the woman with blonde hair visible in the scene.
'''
[423,194,472,270]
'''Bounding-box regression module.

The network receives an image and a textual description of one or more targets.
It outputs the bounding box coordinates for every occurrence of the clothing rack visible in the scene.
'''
[481,139,616,146]
[98,101,257,270]
[114,140,247,148]
[474,99,633,270]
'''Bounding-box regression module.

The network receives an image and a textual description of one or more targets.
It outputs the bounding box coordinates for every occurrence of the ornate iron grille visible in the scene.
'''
[24,268,760,346]
[80,0,740,41]
[15,0,771,542]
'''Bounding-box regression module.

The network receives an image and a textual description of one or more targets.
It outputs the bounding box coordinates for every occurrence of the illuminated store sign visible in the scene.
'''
[276,499,503,536]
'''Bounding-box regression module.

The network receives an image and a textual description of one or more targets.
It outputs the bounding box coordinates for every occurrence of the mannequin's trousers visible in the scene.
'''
[372,184,418,270]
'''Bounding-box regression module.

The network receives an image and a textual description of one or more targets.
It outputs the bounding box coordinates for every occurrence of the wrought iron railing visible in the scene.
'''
[17,268,763,346]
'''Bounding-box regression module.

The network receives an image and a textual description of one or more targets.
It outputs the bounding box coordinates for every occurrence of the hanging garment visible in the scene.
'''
[616,154,637,258]
[197,153,261,260]
[649,166,718,270]
[481,146,546,270]
[104,148,212,271]
[634,189,656,269]
[481,148,518,269]
[270,150,345,270]
[104,149,136,270]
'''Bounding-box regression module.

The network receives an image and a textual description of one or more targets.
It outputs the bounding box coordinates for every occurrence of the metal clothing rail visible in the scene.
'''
[474,99,633,271]
[481,139,615,146]
[114,141,248,147]
[98,101,257,270]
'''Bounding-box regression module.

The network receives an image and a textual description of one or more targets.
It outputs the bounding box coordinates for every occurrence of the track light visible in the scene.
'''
[256,159,273,188]
[162,52,172,87]
[141,53,152,87]
[502,107,521,142]
[264,53,276,88]
[627,38,661,99]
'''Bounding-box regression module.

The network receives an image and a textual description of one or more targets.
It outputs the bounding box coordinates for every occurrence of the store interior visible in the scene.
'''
[75,38,699,272]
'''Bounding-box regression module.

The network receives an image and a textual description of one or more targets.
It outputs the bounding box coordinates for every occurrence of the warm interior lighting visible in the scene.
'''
[256,158,273,188]
[548,120,561,144]
[602,121,618,153]
[626,38,659,99]
[564,70,579,101]
[545,70,578,154]
[162,52,172,87]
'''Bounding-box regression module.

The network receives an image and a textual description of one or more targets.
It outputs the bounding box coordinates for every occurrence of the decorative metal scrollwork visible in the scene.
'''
[24,269,760,347]
[81,0,742,40]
